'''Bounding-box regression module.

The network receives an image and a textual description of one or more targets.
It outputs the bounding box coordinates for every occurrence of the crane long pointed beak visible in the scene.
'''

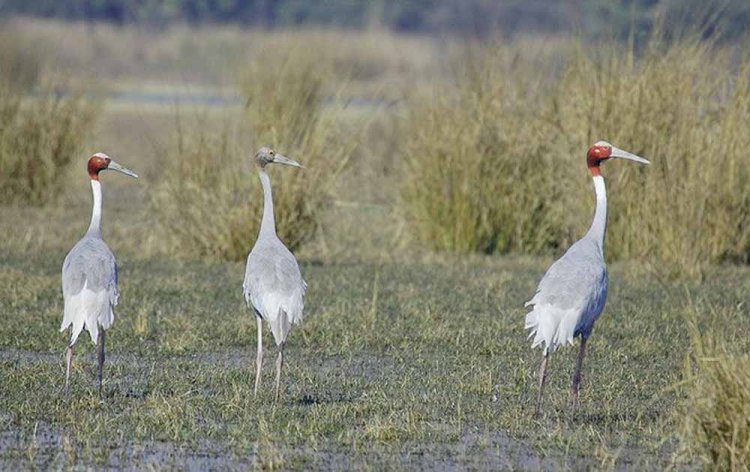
[272,154,303,168]
[610,146,650,165]
[108,160,139,178]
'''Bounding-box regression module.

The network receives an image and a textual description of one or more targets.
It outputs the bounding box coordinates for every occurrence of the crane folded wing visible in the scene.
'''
[60,238,119,345]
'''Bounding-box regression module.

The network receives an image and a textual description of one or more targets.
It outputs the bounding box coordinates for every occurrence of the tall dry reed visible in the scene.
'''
[0,90,96,205]
[402,39,750,277]
[551,41,750,277]
[678,325,750,470]
[0,22,95,206]
[402,44,577,255]
[153,45,355,261]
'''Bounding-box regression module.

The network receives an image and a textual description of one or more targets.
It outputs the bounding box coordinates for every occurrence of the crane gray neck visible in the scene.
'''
[584,175,607,250]
[86,179,103,238]
[258,169,277,238]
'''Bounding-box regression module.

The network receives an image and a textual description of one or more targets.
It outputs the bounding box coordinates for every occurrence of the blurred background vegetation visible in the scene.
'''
[0,0,747,272]
[1,0,749,43]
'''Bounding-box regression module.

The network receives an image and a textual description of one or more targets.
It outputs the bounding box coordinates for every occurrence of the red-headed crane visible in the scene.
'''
[525,141,649,417]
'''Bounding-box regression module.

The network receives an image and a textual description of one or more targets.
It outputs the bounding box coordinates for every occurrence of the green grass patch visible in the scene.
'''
[1,251,748,468]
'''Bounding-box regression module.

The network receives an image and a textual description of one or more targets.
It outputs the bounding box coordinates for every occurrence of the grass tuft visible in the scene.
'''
[551,40,750,278]
[0,89,96,205]
[0,21,96,206]
[678,326,750,470]
[401,43,575,255]
[153,43,356,261]
[402,38,750,277]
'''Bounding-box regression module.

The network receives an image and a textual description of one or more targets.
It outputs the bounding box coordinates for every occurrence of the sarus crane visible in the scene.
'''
[60,152,138,395]
[524,141,649,417]
[243,147,306,402]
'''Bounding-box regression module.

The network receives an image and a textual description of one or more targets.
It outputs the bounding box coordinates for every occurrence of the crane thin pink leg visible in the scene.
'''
[97,329,106,398]
[571,335,588,417]
[254,317,263,397]
[535,351,549,417]
[275,342,285,403]
[64,345,74,395]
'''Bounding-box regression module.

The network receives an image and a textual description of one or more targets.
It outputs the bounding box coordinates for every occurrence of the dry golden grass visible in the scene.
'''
[152,45,357,261]
[0,20,97,206]
[403,38,750,277]
[678,325,750,470]
[0,90,96,205]
[3,19,748,276]
[552,40,750,278]
[402,42,579,255]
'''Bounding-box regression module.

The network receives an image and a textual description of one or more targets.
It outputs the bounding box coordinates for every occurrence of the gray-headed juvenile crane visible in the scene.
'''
[60,152,138,395]
[243,147,306,402]
[524,141,649,417]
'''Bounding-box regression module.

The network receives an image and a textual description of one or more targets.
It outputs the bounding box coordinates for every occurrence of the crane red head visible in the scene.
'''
[87,152,138,180]
[586,141,650,176]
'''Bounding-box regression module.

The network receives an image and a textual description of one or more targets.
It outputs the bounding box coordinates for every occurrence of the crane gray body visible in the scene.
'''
[244,232,307,345]
[524,236,608,354]
[61,235,119,346]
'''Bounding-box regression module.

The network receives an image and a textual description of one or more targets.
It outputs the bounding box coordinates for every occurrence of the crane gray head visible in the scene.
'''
[587,141,650,176]
[87,152,139,181]
[255,147,303,169]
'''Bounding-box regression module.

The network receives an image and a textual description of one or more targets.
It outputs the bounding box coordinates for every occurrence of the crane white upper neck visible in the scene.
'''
[584,175,607,250]
[86,179,103,237]
[258,169,277,238]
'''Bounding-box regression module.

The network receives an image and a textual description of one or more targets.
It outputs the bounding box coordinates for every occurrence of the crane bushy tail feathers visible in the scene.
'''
[60,281,116,345]
[244,290,304,347]
[269,308,302,347]
[524,300,579,355]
